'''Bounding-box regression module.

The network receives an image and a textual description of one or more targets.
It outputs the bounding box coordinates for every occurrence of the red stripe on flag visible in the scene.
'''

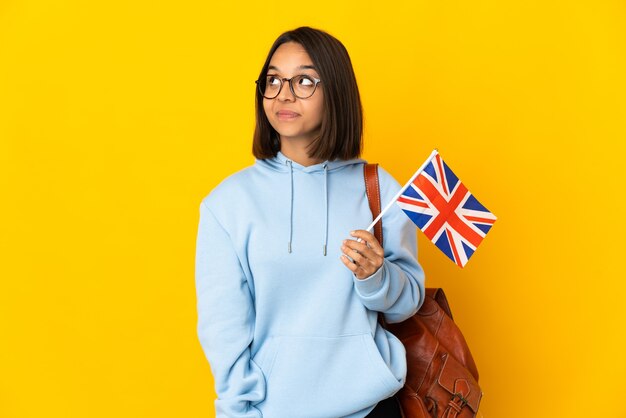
[435,154,449,195]
[445,228,463,268]
[446,212,484,248]
[397,196,429,208]
[463,215,496,224]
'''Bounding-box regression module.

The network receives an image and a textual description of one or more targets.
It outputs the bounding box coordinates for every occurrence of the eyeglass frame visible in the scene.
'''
[255,74,322,99]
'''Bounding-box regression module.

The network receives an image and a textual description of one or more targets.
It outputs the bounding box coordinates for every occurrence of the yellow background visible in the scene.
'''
[1,1,625,417]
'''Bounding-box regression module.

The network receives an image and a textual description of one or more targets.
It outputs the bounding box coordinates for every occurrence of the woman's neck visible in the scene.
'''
[280,140,324,167]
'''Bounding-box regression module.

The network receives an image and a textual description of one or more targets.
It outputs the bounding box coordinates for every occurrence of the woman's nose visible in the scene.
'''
[277,80,296,102]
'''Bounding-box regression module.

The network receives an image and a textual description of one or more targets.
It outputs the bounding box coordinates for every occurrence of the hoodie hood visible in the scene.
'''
[256,150,367,256]
[257,150,366,173]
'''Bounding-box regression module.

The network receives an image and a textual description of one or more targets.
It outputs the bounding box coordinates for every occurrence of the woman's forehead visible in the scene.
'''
[268,64,317,72]
[268,43,317,73]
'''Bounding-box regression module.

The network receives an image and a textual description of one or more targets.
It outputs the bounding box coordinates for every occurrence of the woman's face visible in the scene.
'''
[262,42,324,147]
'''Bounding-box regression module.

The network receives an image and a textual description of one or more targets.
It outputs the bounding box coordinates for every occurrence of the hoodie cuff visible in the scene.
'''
[353,262,386,296]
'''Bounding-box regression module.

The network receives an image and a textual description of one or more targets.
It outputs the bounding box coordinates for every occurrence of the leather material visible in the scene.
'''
[363,163,384,246]
[386,290,482,418]
[363,164,482,418]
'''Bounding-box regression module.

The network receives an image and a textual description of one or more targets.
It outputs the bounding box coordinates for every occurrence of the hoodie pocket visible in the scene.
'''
[257,333,402,418]
[251,336,281,377]
[250,336,282,408]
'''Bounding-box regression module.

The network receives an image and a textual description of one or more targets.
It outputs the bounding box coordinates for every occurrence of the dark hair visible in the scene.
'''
[252,26,363,161]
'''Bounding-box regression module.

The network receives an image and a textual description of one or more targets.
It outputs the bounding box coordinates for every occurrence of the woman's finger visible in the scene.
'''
[340,254,358,272]
[342,239,377,262]
[349,230,384,257]
[341,245,374,268]
[340,254,376,279]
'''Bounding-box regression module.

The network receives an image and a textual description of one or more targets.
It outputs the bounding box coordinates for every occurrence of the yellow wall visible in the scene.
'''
[1,1,625,417]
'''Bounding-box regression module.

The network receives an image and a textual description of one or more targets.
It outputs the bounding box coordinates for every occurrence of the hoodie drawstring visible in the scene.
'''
[323,163,328,256]
[287,160,293,254]
[285,159,329,256]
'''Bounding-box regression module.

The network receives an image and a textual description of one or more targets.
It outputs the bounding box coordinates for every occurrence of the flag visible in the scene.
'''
[396,152,497,268]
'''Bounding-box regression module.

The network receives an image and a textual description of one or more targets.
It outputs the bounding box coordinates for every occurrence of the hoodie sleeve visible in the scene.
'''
[353,165,426,324]
[195,200,265,418]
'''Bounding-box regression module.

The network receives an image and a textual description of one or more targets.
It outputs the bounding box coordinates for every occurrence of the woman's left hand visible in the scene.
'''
[340,230,385,280]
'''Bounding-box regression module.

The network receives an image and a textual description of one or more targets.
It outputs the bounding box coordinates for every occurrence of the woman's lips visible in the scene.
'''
[276,110,300,120]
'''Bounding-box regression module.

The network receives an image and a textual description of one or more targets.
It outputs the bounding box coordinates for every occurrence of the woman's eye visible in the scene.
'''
[267,75,280,87]
[298,76,314,86]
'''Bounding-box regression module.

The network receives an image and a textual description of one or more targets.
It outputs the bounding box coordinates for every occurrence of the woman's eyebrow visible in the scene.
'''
[268,65,317,72]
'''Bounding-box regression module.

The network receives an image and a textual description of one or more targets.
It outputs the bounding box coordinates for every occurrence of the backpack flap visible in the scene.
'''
[435,352,482,414]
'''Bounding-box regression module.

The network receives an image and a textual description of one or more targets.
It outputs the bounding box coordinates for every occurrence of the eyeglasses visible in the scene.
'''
[255,74,322,99]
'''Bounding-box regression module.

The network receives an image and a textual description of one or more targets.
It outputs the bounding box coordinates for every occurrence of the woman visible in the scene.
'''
[195,26,425,418]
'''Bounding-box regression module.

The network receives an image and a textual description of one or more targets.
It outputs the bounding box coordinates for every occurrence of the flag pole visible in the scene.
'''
[364,148,439,235]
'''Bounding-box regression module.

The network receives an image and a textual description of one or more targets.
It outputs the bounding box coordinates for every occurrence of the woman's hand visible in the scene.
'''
[340,230,384,280]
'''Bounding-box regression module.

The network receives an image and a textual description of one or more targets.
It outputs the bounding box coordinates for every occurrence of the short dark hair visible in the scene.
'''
[252,26,363,161]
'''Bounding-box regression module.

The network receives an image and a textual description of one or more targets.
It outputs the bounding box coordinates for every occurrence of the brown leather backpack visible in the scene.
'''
[364,163,483,418]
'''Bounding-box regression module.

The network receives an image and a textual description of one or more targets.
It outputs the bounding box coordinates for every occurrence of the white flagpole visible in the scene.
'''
[364,148,439,236]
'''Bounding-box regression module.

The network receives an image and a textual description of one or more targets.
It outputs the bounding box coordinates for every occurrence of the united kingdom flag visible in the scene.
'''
[396,152,497,268]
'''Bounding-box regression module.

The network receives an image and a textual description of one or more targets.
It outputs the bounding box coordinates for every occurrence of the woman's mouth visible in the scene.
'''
[276,110,300,120]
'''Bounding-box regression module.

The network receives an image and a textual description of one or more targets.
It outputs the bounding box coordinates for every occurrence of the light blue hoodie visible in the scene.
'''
[195,150,425,418]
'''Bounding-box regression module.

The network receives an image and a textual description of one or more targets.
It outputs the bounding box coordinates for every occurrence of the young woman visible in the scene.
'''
[195,26,425,418]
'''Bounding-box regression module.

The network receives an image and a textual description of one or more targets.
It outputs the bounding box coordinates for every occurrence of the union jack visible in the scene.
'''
[396,152,497,268]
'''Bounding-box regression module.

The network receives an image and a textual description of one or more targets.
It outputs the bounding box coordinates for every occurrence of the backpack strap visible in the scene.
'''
[363,163,383,246]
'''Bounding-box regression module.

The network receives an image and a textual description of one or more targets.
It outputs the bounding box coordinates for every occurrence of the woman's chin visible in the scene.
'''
[276,132,311,142]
